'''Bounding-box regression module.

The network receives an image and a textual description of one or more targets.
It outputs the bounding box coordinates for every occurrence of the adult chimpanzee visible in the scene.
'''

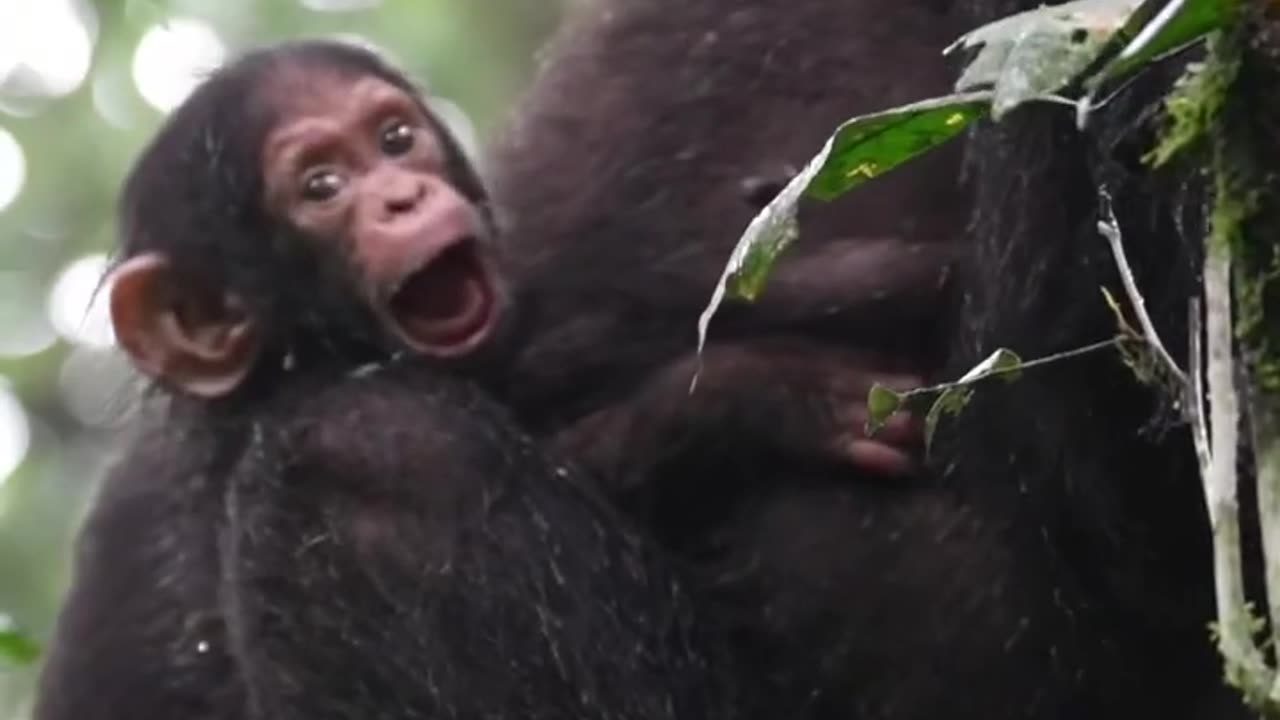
[484,0,977,717]
[35,40,736,720]
[35,27,954,719]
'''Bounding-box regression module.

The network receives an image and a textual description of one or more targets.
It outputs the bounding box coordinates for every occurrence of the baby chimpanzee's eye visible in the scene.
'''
[379,120,415,156]
[301,168,345,202]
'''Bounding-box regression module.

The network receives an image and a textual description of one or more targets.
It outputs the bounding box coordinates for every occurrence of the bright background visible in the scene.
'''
[0,1,568,716]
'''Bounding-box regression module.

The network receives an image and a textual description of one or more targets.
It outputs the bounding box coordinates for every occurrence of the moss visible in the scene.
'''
[1148,47,1236,167]
[1214,6,1280,394]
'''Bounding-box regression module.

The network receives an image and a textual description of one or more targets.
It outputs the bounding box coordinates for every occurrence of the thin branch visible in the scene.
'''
[1188,298,1212,476]
[1201,242,1272,691]
[1097,188,1189,385]
[892,338,1121,402]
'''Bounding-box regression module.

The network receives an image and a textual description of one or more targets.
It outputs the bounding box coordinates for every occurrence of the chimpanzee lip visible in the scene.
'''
[387,238,497,356]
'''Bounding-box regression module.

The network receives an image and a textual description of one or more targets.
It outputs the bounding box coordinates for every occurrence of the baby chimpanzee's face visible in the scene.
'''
[109,60,508,402]
[261,71,501,360]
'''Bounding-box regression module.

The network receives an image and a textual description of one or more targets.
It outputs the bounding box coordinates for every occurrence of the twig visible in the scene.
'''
[1097,188,1189,386]
[1188,299,1212,475]
[891,338,1121,402]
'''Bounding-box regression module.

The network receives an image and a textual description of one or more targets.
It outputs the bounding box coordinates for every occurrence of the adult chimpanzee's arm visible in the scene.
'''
[221,365,731,720]
[551,236,955,491]
[553,338,926,500]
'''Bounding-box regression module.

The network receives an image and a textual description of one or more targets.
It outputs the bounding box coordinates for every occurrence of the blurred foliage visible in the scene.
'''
[0,1,567,717]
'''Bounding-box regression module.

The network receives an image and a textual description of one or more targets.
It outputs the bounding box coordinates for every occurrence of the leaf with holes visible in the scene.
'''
[949,0,1143,118]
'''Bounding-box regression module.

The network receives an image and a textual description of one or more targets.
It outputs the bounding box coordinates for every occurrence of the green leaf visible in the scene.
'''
[726,218,799,302]
[924,384,973,454]
[865,384,906,436]
[920,348,1025,451]
[0,627,40,666]
[957,347,1025,384]
[1085,0,1230,97]
[696,92,990,355]
[949,0,1142,118]
[805,93,991,201]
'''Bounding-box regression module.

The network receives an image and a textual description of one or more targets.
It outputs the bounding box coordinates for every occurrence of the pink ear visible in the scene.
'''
[109,254,261,398]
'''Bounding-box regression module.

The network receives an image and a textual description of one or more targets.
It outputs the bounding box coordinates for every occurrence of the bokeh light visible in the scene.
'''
[0,0,97,101]
[132,18,227,112]
[0,126,26,212]
[300,0,382,11]
[0,382,31,490]
[59,347,136,429]
[0,272,56,358]
[47,253,115,349]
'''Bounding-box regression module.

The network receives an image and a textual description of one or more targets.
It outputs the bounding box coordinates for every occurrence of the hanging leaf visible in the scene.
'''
[805,93,990,201]
[696,92,990,355]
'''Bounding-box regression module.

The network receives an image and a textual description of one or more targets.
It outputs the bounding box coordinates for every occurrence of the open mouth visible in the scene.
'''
[387,239,497,356]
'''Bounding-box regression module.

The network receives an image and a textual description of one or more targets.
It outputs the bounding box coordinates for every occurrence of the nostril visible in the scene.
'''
[385,181,426,214]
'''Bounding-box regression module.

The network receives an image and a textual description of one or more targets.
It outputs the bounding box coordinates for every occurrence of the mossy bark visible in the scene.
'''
[1214,0,1280,712]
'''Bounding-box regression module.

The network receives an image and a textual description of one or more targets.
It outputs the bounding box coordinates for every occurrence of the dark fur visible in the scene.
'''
[34,414,243,720]
[490,0,969,425]
[224,363,730,720]
[917,1,1250,716]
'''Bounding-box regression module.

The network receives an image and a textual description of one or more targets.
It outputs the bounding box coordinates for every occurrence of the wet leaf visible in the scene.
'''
[923,348,1025,451]
[865,384,906,436]
[949,0,1142,117]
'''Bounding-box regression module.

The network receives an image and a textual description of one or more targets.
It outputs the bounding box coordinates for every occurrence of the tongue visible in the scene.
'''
[391,247,489,347]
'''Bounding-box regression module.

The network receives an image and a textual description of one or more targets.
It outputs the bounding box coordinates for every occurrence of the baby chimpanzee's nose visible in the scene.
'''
[383,175,426,216]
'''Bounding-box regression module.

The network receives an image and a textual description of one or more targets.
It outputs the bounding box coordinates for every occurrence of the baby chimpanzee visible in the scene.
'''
[37,40,733,720]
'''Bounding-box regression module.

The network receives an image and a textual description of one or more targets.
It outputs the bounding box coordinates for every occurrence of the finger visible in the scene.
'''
[845,405,922,447]
[845,439,918,479]
[842,371,923,396]
[861,409,923,448]
[871,373,924,393]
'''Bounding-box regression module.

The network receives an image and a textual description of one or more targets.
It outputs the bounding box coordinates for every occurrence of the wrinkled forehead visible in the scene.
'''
[259,65,417,125]
[256,64,442,170]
